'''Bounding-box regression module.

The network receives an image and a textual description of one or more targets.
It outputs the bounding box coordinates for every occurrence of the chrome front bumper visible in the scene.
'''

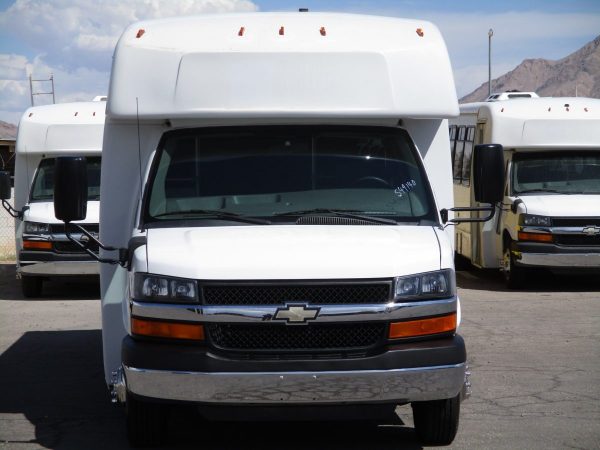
[518,252,600,268]
[19,261,99,276]
[123,362,467,405]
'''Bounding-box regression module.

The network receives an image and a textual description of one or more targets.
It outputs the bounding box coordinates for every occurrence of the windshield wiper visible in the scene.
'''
[153,209,271,224]
[273,208,398,225]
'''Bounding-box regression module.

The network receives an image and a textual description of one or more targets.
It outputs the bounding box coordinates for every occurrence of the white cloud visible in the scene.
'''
[0,0,259,123]
[0,0,258,70]
[0,53,109,123]
[0,54,31,80]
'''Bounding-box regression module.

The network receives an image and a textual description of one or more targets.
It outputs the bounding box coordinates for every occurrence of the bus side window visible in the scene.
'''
[449,125,457,170]
[453,126,466,184]
[461,126,475,186]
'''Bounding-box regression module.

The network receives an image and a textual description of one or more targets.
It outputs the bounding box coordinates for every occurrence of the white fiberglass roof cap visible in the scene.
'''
[108,12,459,120]
[17,101,105,154]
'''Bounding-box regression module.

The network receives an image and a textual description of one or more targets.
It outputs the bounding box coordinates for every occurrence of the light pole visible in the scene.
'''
[488,28,494,97]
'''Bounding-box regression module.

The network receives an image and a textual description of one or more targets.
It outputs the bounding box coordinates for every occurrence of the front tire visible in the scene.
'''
[503,242,525,289]
[412,394,460,446]
[21,276,42,298]
[126,394,168,447]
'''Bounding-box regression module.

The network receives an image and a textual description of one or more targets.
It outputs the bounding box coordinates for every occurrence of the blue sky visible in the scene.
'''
[0,0,599,124]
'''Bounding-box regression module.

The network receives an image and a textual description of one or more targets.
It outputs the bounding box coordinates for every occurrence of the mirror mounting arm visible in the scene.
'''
[1,200,26,219]
[441,205,496,224]
[65,223,128,267]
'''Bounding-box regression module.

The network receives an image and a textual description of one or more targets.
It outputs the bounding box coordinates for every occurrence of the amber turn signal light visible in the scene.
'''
[518,231,553,243]
[22,240,53,250]
[131,318,204,341]
[389,313,456,339]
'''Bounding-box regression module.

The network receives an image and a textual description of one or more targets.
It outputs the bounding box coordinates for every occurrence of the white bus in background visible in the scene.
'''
[50,12,504,446]
[450,95,600,288]
[0,100,105,297]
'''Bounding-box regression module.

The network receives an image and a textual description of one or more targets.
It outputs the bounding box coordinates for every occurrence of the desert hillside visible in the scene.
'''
[461,35,600,103]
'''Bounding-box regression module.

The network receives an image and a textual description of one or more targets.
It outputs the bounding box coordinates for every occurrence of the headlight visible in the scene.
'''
[24,221,50,234]
[133,273,198,302]
[519,214,551,227]
[394,269,455,301]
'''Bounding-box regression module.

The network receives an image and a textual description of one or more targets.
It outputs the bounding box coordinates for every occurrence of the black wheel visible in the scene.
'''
[503,242,525,289]
[412,394,460,446]
[126,394,168,447]
[21,276,42,298]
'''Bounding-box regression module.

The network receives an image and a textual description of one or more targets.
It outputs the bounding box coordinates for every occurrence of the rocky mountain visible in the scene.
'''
[0,121,17,140]
[461,35,600,103]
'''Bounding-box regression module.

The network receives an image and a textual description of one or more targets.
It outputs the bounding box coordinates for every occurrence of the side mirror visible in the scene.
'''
[472,144,504,204]
[0,171,11,200]
[54,156,88,222]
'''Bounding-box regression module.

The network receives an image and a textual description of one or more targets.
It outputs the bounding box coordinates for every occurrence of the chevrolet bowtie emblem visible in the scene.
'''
[582,226,600,236]
[273,304,320,324]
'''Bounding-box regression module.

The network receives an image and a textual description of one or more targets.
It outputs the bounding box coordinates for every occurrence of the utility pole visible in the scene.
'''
[29,73,56,106]
[488,29,494,97]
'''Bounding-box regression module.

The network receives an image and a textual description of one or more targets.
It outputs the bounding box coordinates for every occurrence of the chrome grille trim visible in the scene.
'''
[130,297,457,324]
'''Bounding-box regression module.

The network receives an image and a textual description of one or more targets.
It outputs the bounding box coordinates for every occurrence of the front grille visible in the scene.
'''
[53,241,100,254]
[207,323,386,353]
[49,223,99,234]
[552,217,600,227]
[201,282,391,305]
[554,235,600,246]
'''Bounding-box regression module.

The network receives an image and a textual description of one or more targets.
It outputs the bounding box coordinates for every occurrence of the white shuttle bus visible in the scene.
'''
[0,100,104,297]
[450,96,600,287]
[50,13,504,446]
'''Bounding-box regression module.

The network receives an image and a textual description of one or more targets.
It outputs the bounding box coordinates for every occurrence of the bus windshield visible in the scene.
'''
[512,152,600,195]
[144,126,437,225]
[30,157,102,202]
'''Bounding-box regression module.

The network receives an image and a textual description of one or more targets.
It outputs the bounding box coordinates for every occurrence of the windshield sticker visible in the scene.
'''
[394,180,417,198]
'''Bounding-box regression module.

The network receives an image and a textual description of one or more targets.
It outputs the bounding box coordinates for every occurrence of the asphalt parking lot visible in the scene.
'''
[0,263,598,449]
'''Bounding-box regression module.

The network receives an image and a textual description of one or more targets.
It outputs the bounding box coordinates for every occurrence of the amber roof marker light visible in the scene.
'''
[416,28,424,37]
[136,29,145,39]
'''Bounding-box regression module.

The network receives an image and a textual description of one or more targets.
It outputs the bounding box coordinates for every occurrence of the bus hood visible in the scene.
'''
[520,194,600,217]
[145,225,442,280]
[23,201,100,224]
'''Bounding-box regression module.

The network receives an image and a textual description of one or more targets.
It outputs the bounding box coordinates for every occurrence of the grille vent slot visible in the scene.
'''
[202,282,391,305]
[552,217,600,227]
[207,322,386,353]
[554,235,600,246]
[296,215,385,225]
